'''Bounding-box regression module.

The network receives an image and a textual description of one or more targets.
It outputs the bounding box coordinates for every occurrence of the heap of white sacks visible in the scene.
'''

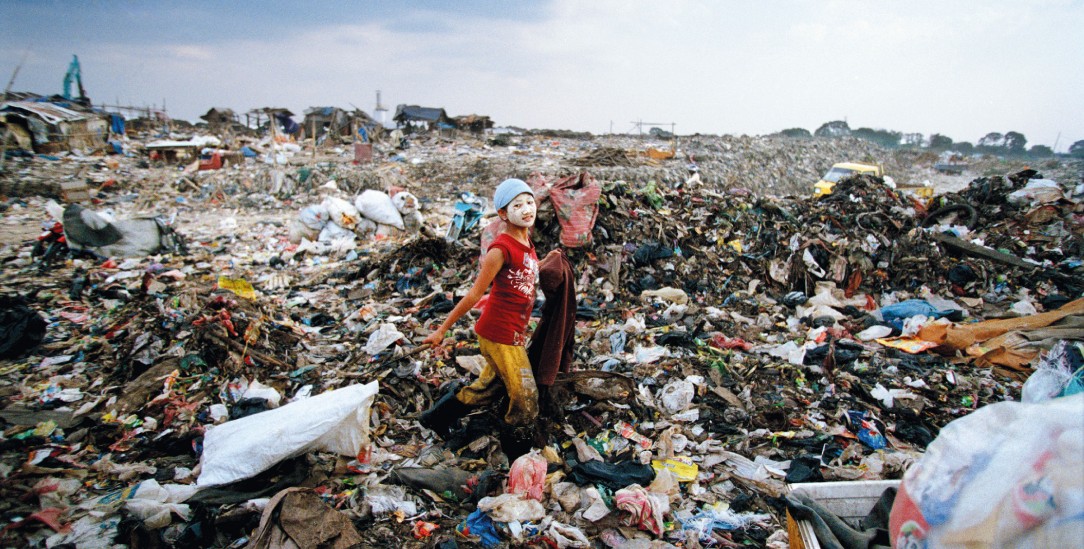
[288,189,425,244]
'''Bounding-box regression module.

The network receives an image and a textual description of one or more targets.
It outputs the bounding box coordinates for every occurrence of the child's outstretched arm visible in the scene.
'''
[422,247,504,346]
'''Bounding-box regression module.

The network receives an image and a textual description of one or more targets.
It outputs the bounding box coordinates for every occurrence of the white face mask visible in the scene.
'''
[503,193,536,228]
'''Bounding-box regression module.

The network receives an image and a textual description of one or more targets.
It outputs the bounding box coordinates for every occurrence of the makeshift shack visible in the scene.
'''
[454,114,493,134]
[144,136,223,164]
[245,108,299,136]
[393,104,455,134]
[198,108,237,130]
[301,107,381,143]
[0,101,108,154]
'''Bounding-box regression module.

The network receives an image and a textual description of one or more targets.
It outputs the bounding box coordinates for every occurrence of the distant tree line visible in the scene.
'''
[778,120,1077,159]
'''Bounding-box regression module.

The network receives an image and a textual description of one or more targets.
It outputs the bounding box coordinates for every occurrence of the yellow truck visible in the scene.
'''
[813,162,884,197]
[814,162,933,199]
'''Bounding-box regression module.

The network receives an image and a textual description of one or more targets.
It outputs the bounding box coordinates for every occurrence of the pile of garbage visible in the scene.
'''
[0,133,1081,548]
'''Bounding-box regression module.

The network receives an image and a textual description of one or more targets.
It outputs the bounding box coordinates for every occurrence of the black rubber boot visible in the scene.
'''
[419,386,470,440]
[499,424,537,463]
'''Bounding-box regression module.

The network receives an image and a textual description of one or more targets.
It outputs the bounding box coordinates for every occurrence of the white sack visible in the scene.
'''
[298,205,330,231]
[392,191,420,215]
[355,190,405,229]
[197,381,379,487]
[321,196,360,229]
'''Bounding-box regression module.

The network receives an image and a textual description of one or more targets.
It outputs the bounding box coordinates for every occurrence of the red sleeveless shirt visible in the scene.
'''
[474,233,539,346]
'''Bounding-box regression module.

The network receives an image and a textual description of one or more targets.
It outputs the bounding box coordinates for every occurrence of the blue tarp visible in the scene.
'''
[275,112,300,134]
[110,114,125,135]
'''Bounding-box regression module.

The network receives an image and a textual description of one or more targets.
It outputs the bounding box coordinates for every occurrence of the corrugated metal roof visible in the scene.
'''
[0,101,87,124]
[393,105,448,122]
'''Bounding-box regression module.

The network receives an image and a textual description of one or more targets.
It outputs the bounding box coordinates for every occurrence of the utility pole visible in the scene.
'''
[0,53,30,173]
[630,120,676,138]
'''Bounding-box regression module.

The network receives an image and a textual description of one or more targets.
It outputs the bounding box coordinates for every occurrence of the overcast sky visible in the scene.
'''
[2,1,1081,150]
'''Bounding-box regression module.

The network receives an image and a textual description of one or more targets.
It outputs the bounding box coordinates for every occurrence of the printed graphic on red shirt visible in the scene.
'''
[508,255,539,297]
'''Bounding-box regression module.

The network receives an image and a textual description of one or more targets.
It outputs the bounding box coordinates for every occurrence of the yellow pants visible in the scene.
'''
[456,335,539,426]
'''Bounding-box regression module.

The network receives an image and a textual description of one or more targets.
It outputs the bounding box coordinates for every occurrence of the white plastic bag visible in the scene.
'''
[1021,341,1084,403]
[632,345,669,364]
[125,479,197,529]
[1006,179,1063,207]
[658,379,695,415]
[242,379,281,408]
[355,190,404,229]
[197,381,379,487]
[547,520,591,548]
[363,323,404,356]
[477,493,546,522]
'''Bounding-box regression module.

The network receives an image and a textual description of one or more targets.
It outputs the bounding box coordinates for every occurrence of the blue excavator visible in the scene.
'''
[62,54,89,105]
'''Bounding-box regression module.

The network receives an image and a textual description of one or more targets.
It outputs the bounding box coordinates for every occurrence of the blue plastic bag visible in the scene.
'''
[879,299,957,330]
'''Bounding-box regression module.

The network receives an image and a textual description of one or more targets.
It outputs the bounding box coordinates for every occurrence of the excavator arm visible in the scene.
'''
[63,55,84,100]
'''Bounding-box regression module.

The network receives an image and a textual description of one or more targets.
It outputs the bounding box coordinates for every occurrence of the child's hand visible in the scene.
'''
[422,330,446,347]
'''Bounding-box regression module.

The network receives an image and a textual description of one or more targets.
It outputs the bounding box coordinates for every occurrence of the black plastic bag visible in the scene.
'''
[569,460,655,491]
[0,296,46,359]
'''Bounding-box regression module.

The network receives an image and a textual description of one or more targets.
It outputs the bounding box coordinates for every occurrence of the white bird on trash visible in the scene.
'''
[45,200,186,258]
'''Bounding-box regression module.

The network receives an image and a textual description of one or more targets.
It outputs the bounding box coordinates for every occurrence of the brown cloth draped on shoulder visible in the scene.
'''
[528,250,577,386]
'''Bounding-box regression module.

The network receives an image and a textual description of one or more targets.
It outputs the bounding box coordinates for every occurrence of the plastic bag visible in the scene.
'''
[197,381,378,487]
[878,299,956,329]
[658,378,695,415]
[890,393,1084,548]
[0,296,47,359]
[363,323,404,356]
[507,450,547,501]
[457,509,500,549]
[547,520,591,548]
[287,219,319,244]
[1021,340,1084,403]
[1006,179,1064,207]
[355,190,404,229]
[365,484,417,516]
[633,345,669,364]
[477,493,546,522]
[242,379,282,408]
[547,172,601,247]
[856,325,894,341]
[125,479,196,529]
[870,382,917,409]
[581,486,611,521]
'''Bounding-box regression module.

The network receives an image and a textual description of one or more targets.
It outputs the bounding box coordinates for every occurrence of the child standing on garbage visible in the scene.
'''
[421,178,551,457]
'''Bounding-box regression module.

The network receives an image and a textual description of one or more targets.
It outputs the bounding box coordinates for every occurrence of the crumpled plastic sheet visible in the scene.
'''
[363,323,405,356]
[477,493,546,523]
[457,509,501,549]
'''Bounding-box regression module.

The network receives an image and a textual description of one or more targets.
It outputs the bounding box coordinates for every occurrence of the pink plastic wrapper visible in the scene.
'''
[506,451,547,501]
